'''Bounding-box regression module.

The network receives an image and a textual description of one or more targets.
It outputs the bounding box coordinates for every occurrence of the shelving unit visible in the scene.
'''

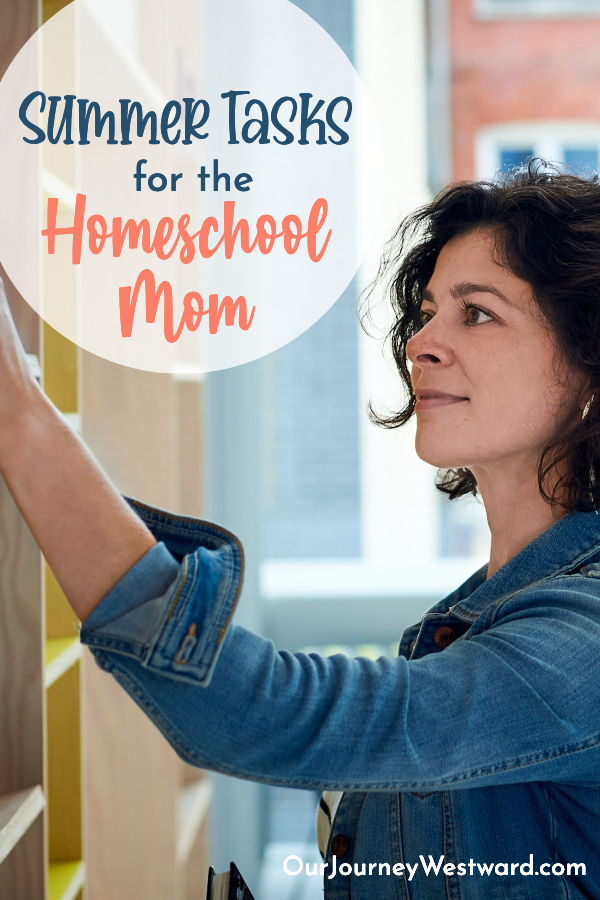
[0,0,211,898]
[0,257,47,900]
[80,357,209,900]
[0,787,46,867]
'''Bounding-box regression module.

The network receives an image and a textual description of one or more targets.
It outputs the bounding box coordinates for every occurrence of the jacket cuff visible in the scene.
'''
[79,495,245,687]
[81,541,180,630]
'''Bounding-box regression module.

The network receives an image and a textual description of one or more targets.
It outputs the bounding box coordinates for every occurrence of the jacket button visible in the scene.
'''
[331,833,350,857]
[433,626,456,649]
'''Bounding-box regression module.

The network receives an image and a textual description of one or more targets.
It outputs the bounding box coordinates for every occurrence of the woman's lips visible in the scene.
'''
[415,397,468,410]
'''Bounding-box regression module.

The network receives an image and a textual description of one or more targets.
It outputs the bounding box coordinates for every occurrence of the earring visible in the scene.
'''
[583,395,594,419]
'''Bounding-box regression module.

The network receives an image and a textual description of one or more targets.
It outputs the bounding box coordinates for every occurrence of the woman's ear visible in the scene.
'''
[581,381,596,419]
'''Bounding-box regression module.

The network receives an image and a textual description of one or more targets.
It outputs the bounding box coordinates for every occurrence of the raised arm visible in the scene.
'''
[4,275,600,795]
[80,535,600,792]
[0,277,156,622]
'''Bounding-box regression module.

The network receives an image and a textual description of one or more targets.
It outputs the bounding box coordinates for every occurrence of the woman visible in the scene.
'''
[3,159,600,898]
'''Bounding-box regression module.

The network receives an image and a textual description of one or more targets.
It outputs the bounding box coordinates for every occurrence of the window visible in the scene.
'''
[257,0,360,562]
[258,280,362,561]
[499,147,534,174]
[564,146,599,175]
[475,122,600,180]
[476,0,600,20]
[257,0,494,598]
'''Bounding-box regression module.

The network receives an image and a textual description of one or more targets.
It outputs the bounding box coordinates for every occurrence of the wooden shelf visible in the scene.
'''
[176,778,213,866]
[48,860,85,900]
[0,787,45,866]
[45,638,82,689]
[2,2,212,898]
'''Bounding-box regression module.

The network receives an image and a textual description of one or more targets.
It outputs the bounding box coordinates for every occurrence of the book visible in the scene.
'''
[206,860,257,900]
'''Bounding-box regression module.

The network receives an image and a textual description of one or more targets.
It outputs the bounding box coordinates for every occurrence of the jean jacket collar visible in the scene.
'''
[439,506,600,622]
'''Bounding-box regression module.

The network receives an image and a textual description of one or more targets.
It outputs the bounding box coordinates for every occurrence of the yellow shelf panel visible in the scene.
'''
[45,638,82,689]
[48,860,85,900]
[47,663,82,861]
[45,564,81,641]
[42,0,77,26]
[42,322,79,413]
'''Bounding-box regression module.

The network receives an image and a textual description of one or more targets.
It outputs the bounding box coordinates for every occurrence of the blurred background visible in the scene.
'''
[2,1,600,899]
[243,1,600,896]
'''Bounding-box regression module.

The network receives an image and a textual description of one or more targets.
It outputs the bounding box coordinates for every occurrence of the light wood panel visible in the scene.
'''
[177,778,213,866]
[0,0,38,82]
[0,479,46,899]
[83,658,180,900]
[81,356,177,507]
[82,353,180,900]
[81,356,212,900]
[0,787,45,866]
[0,812,46,899]
[180,816,210,900]
[0,485,44,793]
[0,12,48,869]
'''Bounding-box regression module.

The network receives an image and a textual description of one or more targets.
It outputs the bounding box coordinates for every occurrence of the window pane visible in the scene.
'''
[258,0,361,561]
[258,283,362,560]
[563,146,599,175]
[487,0,600,4]
[478,0,600,17]
[499,147,534,173]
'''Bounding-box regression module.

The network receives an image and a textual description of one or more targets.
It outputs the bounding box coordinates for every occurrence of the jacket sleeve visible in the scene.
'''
[79,498,600,792]
[79,495,245,688]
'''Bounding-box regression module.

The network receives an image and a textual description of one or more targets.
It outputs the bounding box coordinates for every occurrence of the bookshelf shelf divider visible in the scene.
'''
[0,787,45,866]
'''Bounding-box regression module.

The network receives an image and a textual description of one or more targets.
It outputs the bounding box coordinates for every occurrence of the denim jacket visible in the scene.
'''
[79,497,600,899]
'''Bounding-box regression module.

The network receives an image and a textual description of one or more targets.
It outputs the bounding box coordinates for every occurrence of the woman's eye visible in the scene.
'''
[463,304,494,325]
[418,305,493,326]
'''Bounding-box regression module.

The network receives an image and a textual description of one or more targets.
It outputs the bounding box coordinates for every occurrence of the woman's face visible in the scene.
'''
[406,227,590,478]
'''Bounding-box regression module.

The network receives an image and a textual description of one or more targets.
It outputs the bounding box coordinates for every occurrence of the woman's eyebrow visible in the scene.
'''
[420,281,516,308]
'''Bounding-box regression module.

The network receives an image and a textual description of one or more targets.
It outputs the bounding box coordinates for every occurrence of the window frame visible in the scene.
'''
[475,121,600,180]
[475,0,600,20]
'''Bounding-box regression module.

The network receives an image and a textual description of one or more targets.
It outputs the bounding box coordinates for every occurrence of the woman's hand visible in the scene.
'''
[0,275,157,622]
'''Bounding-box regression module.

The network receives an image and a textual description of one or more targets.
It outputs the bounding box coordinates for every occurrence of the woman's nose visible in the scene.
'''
[406,323,452,367]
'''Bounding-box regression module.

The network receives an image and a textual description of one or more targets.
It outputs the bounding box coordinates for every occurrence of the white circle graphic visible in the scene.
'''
[0,0,381,372]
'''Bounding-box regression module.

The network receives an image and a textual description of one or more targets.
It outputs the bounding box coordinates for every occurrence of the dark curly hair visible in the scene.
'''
[359,157,600,514]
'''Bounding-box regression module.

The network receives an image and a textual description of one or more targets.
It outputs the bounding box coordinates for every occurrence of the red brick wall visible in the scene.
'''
[451,0,600,179]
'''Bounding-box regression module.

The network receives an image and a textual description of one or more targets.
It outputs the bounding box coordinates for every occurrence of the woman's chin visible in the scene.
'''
[414,441,470,470]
